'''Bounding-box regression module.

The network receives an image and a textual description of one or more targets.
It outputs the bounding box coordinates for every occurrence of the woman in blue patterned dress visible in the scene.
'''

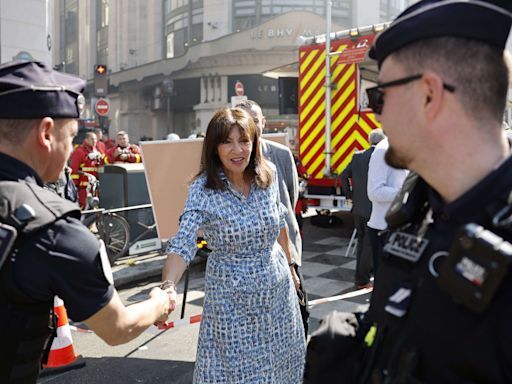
[157,107,305,383]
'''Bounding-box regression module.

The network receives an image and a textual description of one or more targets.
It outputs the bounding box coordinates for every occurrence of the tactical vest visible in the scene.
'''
[0,180,80,384]
[360,173,512,384]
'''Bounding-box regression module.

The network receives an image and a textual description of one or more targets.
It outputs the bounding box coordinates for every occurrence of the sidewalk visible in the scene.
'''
[112,211,371,332]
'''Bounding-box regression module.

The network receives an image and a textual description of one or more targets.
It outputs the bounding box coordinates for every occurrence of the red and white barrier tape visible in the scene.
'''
[69,325,94,333]
[69,314,203,334]
[156,314,202,330]
[308,286,373,307]
[69,289,371,335]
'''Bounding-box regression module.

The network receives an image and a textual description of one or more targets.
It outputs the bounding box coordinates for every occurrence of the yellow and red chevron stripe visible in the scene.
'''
[298,39,380,179]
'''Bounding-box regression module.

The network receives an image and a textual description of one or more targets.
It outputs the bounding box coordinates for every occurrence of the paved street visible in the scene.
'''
[38,213,371,384]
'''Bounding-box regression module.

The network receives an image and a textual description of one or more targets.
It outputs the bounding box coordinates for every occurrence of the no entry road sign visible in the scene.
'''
[95,98,110,116]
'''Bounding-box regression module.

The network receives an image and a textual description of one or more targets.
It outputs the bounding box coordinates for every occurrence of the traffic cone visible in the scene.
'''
[43,296,83,370]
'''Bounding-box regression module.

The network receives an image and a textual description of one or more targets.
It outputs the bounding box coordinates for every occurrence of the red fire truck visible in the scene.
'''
[297,23,389,210]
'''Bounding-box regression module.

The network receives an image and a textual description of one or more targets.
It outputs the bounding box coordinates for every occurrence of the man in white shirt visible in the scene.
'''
[366,137,408,275]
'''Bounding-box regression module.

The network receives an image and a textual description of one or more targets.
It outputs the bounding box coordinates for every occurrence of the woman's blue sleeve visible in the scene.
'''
[165,178,209,265]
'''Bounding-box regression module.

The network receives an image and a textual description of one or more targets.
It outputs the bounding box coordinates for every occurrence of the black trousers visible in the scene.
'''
[353,215,373,286]
[367,226,388,279]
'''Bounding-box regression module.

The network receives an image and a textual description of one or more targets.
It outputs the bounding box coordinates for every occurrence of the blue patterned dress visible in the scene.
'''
[167,168,305,383]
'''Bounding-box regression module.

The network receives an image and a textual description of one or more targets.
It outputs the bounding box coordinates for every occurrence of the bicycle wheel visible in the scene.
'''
[82,213,130,265]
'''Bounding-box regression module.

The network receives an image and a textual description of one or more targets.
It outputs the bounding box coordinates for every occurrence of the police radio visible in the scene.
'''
[0,222,17,271]
[385,172,429,229]
[437,223,512,312]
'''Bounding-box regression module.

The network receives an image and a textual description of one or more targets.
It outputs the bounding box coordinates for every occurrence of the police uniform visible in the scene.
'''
[358,1,512,383]
[0,61,114,383]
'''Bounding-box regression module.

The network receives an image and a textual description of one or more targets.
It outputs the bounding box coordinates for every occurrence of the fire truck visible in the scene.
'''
[297,23,389,210]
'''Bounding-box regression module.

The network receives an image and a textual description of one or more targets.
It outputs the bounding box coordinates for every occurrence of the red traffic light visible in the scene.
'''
[95,65,107,75]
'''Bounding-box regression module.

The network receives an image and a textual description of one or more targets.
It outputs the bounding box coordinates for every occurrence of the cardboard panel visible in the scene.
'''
[141,133,288,242]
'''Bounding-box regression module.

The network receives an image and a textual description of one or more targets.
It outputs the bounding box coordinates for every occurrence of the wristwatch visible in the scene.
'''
[288,260,296,267]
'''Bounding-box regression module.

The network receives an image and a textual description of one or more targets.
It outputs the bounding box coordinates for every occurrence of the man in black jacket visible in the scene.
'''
[341,129,385,289]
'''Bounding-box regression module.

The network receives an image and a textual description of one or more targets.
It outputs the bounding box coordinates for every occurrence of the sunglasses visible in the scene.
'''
[365,74,456,114]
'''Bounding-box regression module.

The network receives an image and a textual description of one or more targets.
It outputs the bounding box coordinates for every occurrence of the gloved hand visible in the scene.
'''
[87,151,99,160]
[304,311,362,384]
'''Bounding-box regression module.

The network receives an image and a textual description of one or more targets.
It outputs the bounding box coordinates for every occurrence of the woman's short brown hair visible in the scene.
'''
[197,107,273,190]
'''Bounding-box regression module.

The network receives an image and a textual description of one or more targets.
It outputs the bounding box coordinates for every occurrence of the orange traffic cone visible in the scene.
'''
[43,296,82,369]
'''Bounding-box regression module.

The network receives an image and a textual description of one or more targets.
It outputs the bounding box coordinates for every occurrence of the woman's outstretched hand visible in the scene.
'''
[152,285,178,327]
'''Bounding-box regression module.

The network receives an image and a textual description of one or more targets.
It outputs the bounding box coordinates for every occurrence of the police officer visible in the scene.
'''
[361,0,512,382]
[0,61,174,383]
[305,1,512,383]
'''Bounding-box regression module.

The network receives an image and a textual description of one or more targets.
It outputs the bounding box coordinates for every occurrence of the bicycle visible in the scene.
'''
[78,171,131,265]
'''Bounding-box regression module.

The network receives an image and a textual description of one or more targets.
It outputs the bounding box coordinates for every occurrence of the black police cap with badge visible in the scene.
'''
[0,60,85,119]
[0,61,85,271]
[369,0,512,68]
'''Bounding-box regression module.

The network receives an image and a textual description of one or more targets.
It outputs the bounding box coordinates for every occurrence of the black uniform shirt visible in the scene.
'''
[0,153,114,321]
[368,154,512,383]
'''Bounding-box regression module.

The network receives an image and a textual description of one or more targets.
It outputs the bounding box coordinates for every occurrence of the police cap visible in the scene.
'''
[0,61,86,119]
[369,0,512,67]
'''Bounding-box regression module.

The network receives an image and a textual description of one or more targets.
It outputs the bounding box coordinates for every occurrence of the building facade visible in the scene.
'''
[52,0,422,142]
[0,0,53,64]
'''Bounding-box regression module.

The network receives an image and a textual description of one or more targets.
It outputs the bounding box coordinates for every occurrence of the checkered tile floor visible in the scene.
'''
[302,235,372,333]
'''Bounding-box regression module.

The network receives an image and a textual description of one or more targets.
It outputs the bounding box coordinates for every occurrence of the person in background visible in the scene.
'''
[157,107,305,383]
[94,127,106,154]
[44,165,78,204]
[166,132,180,141]
[70,131,104,209]
[341,128,386,289]
[0,61,173,384]
[236,99,309,336]
[366,136,408,275]
[294,155,309,237]
[105,130,142,164]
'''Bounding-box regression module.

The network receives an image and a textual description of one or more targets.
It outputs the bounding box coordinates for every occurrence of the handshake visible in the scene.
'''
[150,280,178,328]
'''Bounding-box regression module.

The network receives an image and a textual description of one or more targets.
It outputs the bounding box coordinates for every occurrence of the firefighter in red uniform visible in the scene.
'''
[94,127,115,153]
[70,131,104,209]
[105,131,142,164]
[94,128,106,154]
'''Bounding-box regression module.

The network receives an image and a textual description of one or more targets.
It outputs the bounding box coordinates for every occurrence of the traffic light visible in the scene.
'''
[94,64,108,96]
[95,64,107,75]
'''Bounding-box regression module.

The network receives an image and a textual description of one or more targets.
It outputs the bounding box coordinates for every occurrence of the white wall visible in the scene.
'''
[0,0,52,64]
[202,0,231,41]
[353,0,380,27]
[108,0,163,72]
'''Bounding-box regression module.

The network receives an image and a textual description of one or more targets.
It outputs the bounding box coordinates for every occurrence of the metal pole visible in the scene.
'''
[180,268,190,319]
[325,0,332,176]
[167,95,171,131]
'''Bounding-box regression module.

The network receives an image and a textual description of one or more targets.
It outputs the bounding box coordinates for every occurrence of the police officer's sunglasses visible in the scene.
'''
[365,74,456,114]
